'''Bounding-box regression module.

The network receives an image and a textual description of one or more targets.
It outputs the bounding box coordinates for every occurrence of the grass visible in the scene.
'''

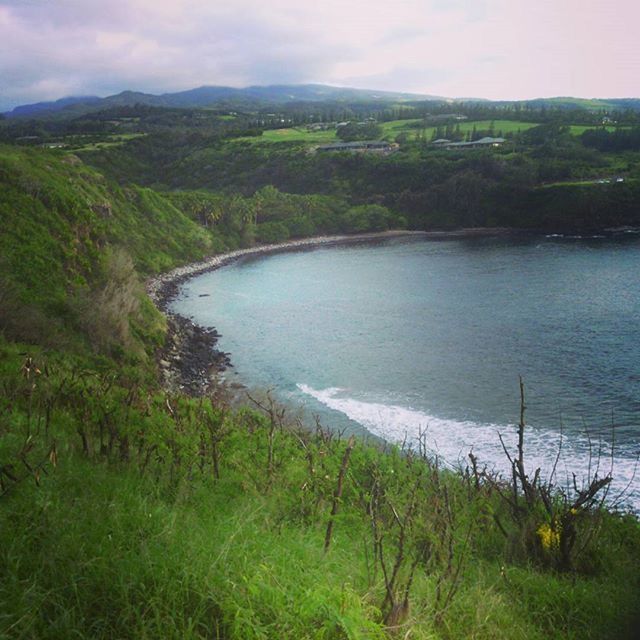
[0,144,213,280]
[543,97,627,110]
[538,178,632,188]
[236,127,339,144]
[0,144,214,357]
[1,339,639,639]
[236,120,541,146]
[380,118,540,141]
[70,132,147,151]
[235,121,633,148]
[568,125,628,136]
[0,455,384,639]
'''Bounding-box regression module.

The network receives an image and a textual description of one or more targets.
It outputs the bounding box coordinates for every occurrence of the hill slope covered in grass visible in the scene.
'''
[0,145,216,358]
[1,336,639,640]
[1,144,639,639]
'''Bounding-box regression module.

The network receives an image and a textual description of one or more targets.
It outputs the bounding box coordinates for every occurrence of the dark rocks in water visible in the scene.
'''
[149,260,235,396]
[158,312,231,395]
[154,280,181,313]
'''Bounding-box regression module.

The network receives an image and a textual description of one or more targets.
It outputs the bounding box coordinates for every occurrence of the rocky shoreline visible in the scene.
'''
[146,228,513,394]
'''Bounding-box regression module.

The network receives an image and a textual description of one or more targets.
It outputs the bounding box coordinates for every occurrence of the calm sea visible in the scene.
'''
[172,235,640,510]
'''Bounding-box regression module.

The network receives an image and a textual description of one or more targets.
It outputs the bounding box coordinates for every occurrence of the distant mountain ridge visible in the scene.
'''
[7,95,102,117]
[3,84,441,119]
[4,84,640,118]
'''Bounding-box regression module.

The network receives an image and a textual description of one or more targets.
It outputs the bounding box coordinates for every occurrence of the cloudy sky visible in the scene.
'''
[0,0,638,110]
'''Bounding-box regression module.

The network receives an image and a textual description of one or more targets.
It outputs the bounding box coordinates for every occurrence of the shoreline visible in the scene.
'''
[147,227,518,307]
[146,227,514,394]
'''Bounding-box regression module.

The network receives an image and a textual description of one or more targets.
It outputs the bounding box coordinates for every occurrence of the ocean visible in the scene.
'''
[172,234,640,510]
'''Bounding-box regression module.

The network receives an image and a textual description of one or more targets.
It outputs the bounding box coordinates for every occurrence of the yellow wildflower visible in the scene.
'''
[537,522,560,550]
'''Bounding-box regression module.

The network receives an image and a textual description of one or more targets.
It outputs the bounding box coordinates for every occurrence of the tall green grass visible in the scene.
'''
[1,343,639,639]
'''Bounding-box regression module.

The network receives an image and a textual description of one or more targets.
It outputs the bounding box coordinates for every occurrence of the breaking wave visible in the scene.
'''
[297,384,640,512]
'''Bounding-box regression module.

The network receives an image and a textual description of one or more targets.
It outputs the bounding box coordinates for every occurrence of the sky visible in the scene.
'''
[0,0,638,111]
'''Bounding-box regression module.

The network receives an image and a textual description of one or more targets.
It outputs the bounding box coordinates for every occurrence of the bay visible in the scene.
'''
[172,235,640,510]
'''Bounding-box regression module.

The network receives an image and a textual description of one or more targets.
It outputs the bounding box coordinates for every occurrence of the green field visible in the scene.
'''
[237,127,338,144]
[70,132,147,151]
[237,119,541,146]
[379,118,539,141]
[378,118,423,136]
[568,125,628,136]
[545,97,623,110]
[235,120,632,147]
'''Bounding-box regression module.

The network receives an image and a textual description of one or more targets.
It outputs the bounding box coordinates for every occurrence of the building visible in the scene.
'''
[315,141,399,154]
[438,136,506,150]
[425,113,468,123]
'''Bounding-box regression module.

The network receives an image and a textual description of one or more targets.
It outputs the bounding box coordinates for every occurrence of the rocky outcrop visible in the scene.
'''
[158,314,231,395]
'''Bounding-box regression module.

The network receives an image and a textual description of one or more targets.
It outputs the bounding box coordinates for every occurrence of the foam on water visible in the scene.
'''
[297,384,640,512]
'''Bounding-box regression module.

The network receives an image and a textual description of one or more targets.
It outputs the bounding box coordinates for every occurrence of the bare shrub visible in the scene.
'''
[76,247,144,356]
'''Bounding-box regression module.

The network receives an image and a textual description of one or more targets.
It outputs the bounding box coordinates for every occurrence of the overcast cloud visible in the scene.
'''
[0,0,638,110]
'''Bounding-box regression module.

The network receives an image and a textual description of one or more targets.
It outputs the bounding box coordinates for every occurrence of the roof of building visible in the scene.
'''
[317,140,393,150]
[444,136,506,148]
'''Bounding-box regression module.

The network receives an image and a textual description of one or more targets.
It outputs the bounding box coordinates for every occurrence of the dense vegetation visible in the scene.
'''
[0,336,640,640]
[1,97,640,638]
[2,336,639,639]
[0,145,214,360]
[4,97,636,233]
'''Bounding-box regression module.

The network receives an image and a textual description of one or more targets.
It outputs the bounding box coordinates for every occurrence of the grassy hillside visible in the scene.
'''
[0,145,214,356]
[1,144,639,639]
[0,145,213,278]
[1,337,639,639]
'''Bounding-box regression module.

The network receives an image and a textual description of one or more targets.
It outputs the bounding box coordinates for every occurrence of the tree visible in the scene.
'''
[336,122,382,142]
[341,204,395,233]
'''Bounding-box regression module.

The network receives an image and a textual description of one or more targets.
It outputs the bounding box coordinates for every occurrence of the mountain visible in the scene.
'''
[5,85,640,120]
[6,95,102,118]
[3,84,441,119]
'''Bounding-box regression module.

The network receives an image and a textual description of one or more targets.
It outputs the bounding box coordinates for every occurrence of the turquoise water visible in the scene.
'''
[172,236,640,509]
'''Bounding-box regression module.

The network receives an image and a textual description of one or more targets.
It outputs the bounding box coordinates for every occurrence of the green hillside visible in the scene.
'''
[1,143,639,640]
[0,145,213,357]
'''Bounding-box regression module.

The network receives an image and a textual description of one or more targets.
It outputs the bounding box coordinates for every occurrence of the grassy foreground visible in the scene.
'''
[1,339,639,639]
